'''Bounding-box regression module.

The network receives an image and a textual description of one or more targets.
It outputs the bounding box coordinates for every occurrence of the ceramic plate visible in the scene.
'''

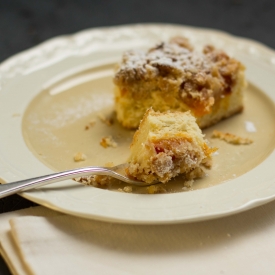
[1,24,275,224]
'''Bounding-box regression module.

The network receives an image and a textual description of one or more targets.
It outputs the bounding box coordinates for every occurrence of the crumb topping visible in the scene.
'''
[212,130,253,145]
[127,138,209,184]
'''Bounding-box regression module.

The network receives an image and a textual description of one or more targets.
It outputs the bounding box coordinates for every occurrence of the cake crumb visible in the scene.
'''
[97,113,114,126]
[183,180,194,188]
[185,167,205,181]
[105,162,114,167]
[147,185,167,194]
[182,179,194,191]
[123,186,133,193]
[117,186,133,193]
[100,136,118,148]
[74,175,111,187]
[84,119,96,130]
[73,152,87,162]
[212,130,253,145]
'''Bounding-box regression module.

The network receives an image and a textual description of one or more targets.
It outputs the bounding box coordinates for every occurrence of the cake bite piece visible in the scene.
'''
[126,108,216,184]
[114,37,246,129]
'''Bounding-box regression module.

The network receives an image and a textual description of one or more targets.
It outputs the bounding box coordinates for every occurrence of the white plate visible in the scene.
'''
[1,24,275,224]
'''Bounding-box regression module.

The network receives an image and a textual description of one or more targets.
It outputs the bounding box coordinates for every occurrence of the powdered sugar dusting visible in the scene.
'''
[245,121,257,132]
[117,42,211,77]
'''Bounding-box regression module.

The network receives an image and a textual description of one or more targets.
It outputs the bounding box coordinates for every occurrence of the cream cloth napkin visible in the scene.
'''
[1,201,275,275]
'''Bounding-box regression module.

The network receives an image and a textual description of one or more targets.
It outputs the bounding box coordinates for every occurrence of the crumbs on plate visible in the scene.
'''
[84,119,96,130]
[146,185,167,194]
[74,175,111,187]
[97,112,114,126]
[100,136,118,148]
[73,152,87,162]
[74,162,115,187]
[212,130,253,145]
[118,186,133,193]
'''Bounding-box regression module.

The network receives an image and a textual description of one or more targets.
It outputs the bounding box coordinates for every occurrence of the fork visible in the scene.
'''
[0,164,150,199]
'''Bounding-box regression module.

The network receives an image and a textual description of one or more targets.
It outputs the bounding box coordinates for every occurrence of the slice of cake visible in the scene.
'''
[114,37,246,129]
[126,108,216,184]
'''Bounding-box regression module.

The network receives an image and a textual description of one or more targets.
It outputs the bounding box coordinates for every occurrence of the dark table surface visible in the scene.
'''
[1,0,275,273]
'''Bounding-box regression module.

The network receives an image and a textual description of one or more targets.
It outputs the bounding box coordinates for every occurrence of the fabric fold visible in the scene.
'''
[1,202,275,275]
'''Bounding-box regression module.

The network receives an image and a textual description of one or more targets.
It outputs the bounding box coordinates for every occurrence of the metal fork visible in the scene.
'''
[0,164,150,199]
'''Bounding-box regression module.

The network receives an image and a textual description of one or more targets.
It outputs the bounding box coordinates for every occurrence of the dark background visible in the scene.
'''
[1,0,275,63]
[0,0,275,273]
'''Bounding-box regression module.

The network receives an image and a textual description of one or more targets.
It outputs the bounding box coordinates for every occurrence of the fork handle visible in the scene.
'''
[0,167,111,199]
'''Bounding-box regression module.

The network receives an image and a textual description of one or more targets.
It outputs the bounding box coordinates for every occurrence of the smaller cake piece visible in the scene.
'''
[127,109,215,184]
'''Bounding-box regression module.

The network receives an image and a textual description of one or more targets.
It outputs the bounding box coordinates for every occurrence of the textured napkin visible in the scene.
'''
[1,202,275,275]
